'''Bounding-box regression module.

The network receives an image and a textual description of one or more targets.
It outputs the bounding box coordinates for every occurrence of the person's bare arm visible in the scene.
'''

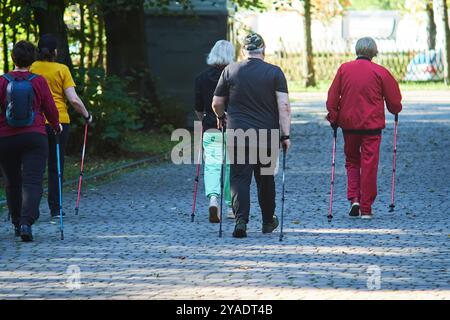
[64,87,91,122]
[212,96,227,129]
[276,91,292,151]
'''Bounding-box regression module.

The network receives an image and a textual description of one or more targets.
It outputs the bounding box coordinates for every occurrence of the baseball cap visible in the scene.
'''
[243,33,265,51]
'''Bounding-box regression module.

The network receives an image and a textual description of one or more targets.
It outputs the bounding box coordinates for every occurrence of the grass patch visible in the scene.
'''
[289,80,331,93]
[399,82,450,91]
[289,80,449,93]
[120,130,176,155]
[0,131,176,206]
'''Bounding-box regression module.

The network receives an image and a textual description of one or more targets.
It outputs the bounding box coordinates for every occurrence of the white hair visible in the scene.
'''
[355,37,378,59]
[207,40,235,66]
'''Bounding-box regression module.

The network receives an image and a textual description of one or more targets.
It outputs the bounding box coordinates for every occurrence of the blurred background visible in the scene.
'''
[0,0,448,158]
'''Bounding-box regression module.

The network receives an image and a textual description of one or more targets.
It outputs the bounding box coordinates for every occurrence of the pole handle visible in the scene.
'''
[395,114,399,122]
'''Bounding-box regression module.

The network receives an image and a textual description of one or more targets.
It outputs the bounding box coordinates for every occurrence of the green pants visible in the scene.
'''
[203,131,231,207]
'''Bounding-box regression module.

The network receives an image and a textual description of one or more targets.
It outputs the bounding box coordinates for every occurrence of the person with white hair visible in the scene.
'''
[194,40,235,223]
[327,37,403,219]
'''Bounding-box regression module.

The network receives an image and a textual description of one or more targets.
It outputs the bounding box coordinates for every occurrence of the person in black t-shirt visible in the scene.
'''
[194,40,235,223]
[212,33,292,238]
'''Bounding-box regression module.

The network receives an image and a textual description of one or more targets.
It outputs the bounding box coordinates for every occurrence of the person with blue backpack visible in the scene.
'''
[0,41,62,242]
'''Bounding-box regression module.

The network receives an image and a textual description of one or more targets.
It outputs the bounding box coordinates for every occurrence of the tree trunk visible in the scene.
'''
[87,5,96,69]
[103,0,160,125]
[25,6,32,41]
[303,0,316,87]
[79,3,86,70]
[34,0,73,70]
[11,5,17,44]
[1,0,9,73]
[433,0,450,84]
[426,1,437,50]
[95,10,105,69]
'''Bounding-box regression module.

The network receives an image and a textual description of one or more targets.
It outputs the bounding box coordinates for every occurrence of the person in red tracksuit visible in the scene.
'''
[326,37,403,219]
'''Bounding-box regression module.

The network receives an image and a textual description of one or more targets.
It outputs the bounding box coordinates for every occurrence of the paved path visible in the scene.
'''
[0,93,449,300]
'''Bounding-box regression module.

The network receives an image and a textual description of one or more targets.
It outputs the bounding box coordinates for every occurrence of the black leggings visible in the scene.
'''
[0,133,48,227]
[46,124,70,214]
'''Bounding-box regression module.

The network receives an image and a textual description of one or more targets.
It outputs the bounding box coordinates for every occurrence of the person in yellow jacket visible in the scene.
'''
[30,34,92,219]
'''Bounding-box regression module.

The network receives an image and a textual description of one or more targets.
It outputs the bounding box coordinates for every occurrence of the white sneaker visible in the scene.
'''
[209,196,220,223]
[361,212,373,220]
[227,207,235,220]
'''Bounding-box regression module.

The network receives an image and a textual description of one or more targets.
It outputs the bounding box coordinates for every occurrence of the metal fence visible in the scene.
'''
[264,39,446,84]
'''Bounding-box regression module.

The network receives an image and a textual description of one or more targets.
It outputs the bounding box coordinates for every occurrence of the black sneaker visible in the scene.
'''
[232,220,247,238]
[20,225,33,242]
[349,202,361,218]
[262,215,279,234]
[51,211,65,220]
[14,226,20,237]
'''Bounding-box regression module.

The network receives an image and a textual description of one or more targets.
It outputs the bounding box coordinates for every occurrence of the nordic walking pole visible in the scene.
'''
[75,124,88,215]
[56,134,64,240]
[219,126,225,238]
[279,147,287,242]
[191,126,204,222]
[389,114,399,212]
[328,127,338,222]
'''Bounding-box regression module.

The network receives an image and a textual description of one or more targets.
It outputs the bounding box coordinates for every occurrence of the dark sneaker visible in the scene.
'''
[232,220,247,238]
[51,211,65,220]
[14,226,20,237]
[262,215,279,234]
[20,225,33,242]
[349,202,361,218]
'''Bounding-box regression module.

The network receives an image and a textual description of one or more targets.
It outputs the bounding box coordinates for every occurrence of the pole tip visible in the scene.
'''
[328,215,333,223]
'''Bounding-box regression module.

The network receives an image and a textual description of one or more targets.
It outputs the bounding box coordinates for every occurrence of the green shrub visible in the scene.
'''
[68,68,143,156]
[155,98,188,130]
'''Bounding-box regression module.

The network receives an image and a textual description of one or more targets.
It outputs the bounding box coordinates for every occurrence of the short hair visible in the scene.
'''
[246,48,265,56]
[12,41,36,68]
[207,40,235,67]
[355,37,378,59]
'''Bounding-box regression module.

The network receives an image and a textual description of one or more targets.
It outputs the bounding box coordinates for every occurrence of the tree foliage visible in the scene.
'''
[272,0,351,87]
[274,0,351,20]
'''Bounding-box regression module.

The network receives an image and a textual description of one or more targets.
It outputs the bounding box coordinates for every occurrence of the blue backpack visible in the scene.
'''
[2,73,37,127]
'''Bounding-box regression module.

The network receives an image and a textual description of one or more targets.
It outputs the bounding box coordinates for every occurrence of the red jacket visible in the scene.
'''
[326,58,402,131]
[0,71,60,137]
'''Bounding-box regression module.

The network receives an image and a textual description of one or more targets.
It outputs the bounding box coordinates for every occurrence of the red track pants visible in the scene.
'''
[343,133,382,214]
